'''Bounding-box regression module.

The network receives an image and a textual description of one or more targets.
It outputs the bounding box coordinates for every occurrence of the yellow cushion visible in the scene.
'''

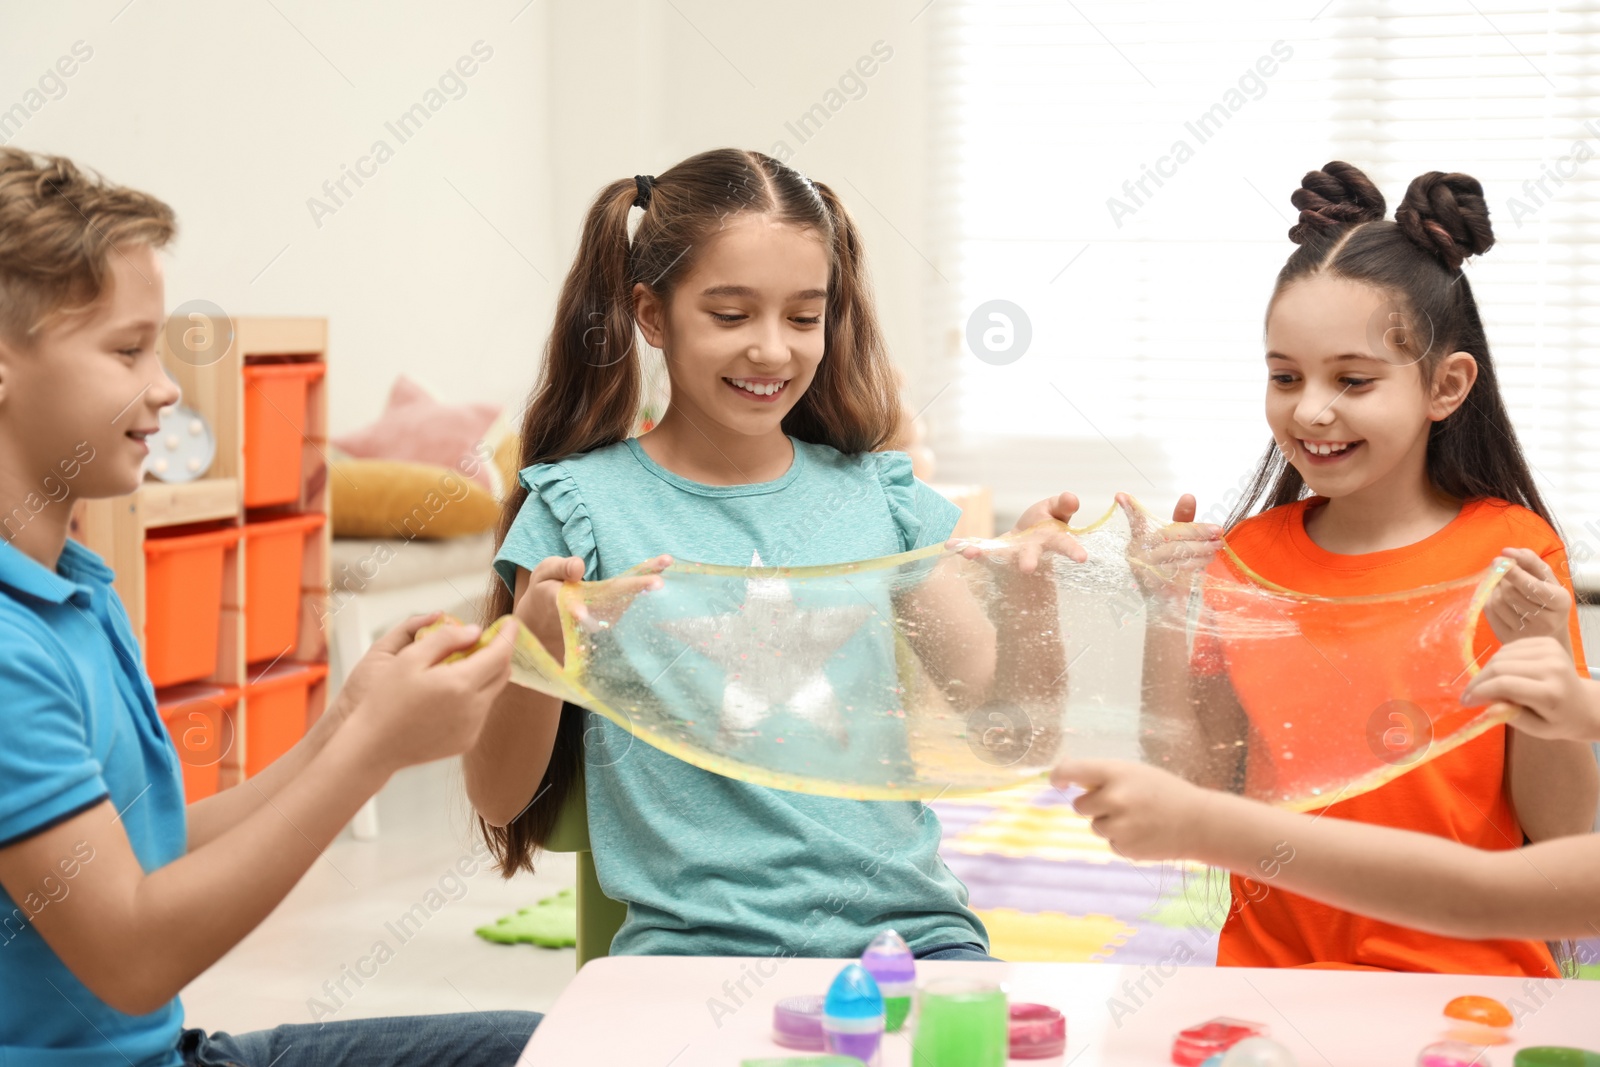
[492,429,523,502]
[331,459,500,540]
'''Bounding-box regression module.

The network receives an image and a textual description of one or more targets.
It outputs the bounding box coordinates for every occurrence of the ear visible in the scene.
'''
[1428,351,1478,421]
[633,283,667,350]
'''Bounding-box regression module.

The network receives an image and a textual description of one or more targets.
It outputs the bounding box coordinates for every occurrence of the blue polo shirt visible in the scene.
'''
[0,537,186,1067]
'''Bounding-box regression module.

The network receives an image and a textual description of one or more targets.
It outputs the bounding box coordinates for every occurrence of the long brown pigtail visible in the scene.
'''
[782,179,902,455]
[479,179,642,875]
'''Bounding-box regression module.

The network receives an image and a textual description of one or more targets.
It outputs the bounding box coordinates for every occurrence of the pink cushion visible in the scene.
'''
[332,376,502,489]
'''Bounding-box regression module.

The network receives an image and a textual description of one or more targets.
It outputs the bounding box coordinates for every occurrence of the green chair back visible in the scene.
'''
[545,778,627,967]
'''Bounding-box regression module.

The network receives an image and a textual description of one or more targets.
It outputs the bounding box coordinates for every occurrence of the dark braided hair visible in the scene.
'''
[1287,160,1385,242]
[1395,171,1495,273]
[1228,160,1552,530]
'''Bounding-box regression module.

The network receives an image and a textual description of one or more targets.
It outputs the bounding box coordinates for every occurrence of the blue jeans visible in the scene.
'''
[914,940,1001,962]
[177,1011,541,1066]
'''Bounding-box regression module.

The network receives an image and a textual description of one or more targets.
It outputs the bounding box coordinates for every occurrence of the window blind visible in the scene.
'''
[927,0,1600,585]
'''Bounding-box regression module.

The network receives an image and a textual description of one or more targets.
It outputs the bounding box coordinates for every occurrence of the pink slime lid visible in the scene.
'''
[1011,1002,1067,1059]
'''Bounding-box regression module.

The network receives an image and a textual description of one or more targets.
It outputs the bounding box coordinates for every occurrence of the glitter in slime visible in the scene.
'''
[821,963,884,1065]
[1172,1018,1268,1066]
[447,497,1516,804]
[1420,1042,1494,1067]
[1220,1037,1298,1067]
[859,930,915,1032]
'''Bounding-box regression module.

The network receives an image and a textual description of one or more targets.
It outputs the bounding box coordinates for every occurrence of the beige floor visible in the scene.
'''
[179,759,578,1035]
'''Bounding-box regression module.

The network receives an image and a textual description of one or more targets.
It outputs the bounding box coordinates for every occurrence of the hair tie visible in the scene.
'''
[633,174,655,210]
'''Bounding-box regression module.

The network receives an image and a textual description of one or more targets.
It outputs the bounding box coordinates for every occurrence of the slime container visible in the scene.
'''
[860,929,916,1032]
[1513,1051,1600,1067]
[912,976,1009,1067]
[1420,1041,1493,1067]
[1009,1002,1067,1059]
[1445,995,1513,1028]
[821,963,885,1066]
[1220,1037,1298,1067]
[1172,1018,1268,1066]
[773,995,826,1051]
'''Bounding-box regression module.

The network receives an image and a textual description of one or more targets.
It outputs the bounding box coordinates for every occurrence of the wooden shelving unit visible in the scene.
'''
[71,317,331,793]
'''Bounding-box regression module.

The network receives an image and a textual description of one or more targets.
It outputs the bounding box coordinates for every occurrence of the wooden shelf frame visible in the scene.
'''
[72,316,332,791]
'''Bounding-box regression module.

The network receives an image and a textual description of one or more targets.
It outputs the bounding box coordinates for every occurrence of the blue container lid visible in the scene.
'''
[823,963,885,1022]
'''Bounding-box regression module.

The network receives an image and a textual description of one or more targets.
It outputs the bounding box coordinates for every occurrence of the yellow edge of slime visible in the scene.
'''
[428,495,1516,807]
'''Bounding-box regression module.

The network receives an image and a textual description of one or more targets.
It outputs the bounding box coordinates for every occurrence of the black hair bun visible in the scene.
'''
[1288,161,1387,244]
[1395,171,1494,272]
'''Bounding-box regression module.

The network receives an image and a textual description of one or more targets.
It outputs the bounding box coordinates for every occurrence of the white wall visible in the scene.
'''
[544,0,934,426]
[1,0,933,438]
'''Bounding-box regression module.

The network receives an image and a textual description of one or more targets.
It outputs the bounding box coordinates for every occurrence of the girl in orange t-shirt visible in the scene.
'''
[1111,161,1598,976]
[1054,635,1600,956]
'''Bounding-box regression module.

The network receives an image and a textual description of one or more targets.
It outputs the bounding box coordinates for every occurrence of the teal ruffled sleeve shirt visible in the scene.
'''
[494,437,987,958]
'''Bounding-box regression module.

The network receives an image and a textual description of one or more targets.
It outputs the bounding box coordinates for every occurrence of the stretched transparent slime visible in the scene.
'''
[462,498,1513,807]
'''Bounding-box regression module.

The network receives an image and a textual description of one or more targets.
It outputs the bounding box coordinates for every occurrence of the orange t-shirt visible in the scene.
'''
[1202,496,1586,977]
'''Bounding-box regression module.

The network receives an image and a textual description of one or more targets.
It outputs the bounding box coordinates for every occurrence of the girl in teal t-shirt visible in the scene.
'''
[466,148,1081,960]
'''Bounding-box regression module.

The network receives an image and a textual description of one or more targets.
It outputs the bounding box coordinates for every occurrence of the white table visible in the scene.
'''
[518,956,1600,1066]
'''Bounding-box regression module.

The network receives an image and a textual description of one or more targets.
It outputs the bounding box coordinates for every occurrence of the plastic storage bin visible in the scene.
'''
[143,525,243,688]
[244,661,328,777]
[157,683,241,802]
[242,361,326,508]
[244,512,326,663]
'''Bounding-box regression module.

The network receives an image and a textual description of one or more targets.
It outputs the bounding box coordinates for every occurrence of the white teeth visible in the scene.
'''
[1303,440,1351,456]
[729,378,783,396]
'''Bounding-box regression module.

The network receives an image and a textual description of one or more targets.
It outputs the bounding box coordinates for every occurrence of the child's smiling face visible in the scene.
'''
[0,242,181,501]
[1263,273,1476,502]
[635,213,829,442]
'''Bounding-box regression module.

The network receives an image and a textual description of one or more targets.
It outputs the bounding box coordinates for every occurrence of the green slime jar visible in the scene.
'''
[910,977,1008,1067]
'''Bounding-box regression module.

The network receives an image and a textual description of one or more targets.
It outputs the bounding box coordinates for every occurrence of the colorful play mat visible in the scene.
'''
[929,782,1600,977]
[479,784,1599,977]
[929,781,1221,965]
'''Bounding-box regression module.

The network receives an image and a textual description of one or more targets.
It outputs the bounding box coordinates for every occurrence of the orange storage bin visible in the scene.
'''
[244,661,328,777]
[244,512,326,663]
[242,361,325,508]
[157,683,240,802]
[143,525,242,688]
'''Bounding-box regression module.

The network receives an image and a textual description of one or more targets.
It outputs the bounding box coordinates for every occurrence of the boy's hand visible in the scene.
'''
[949,491,1087,576]
[1461,635,1600,742]
[1485,547,1572,646]
[1051,758,1212,862]
[1119,492,1222,602]
[341,614,515,773]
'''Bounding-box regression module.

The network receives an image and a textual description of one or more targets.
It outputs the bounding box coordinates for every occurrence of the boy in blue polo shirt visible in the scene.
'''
[0,147,536,1066]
